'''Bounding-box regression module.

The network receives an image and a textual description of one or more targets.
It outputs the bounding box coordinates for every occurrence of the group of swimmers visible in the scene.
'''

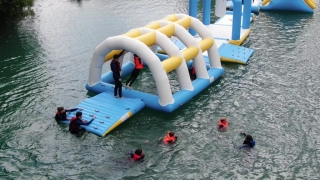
[55,108,255,161]
[218,117,256,149]
[55,107,95,135]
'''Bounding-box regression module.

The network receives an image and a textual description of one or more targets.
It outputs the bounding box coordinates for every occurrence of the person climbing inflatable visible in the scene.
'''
[162,131,177,144]
[217,117,229,131]
[129,149,145,161]
[188,62,196,80]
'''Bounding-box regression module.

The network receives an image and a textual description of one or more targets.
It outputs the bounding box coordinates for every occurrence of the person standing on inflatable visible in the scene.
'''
[238,131,256,148]
[111,50,126,98]
[125,54,143,89]
[217,117,229,131]
[69,112,95,135]
[129,149,145,161]
[55,107,83,123]
[162,131,178,144]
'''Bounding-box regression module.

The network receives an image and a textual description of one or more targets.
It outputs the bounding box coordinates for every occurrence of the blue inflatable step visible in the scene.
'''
[218,43,254,64]
[61,92,145,137]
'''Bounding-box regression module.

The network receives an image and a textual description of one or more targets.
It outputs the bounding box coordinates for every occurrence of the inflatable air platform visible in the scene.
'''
[63,0,258,137]
[226,0,316,13]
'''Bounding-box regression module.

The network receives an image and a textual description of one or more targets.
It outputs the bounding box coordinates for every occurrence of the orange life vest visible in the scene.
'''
[218,119,229,129]
[134,56,143,69]
[132,153,142,161]
[163,132,177,144]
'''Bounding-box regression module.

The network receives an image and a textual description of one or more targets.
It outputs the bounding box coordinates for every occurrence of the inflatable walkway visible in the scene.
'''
[226,0,316,13]
[61,92,145,137]
[158,11,255,64]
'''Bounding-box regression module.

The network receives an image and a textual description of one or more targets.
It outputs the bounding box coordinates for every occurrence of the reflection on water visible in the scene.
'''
[1,0,320,179]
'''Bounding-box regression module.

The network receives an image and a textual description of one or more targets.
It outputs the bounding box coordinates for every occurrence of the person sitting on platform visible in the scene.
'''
[129,149,145,161]
[69,112,95,135]
[55,106,83,123]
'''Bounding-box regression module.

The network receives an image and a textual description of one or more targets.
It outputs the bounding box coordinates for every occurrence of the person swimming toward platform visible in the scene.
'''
[162,131,178,144]
[129,149,145,161]
[55,106,83,123]
[237,131,256,149]
[217,117,229,131]
[69,112,95,135]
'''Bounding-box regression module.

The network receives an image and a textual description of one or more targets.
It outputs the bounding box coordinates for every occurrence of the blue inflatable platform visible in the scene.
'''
[159,38,254,64]
[61,92,145,137]
[218,43,254,64]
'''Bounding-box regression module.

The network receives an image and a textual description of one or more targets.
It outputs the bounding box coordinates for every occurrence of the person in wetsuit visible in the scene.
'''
[125,54,143,89]
[239,131,255,148]
[130,149,145,161]
[110,50,126,98]
[69,112,95,135]
[55,107,83,123]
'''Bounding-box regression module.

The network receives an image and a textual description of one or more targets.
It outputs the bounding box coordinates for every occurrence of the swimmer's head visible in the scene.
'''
[113,54,119,60]
[246,135,253,141]
[76,111,82,118]
[220,117,227,121]
[135,149,142,155]
[168,131,175,137]
[57,107,65,112]
[134,54,138,57]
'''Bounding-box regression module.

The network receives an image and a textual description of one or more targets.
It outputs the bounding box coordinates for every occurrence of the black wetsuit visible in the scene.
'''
[243,139,255,148]
[241,133,255,148]
[55,108,78,123]
[110,51,125,97]
[69,117,94,134]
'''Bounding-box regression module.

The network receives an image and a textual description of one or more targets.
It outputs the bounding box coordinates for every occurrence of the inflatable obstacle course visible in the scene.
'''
[67,0,258,137]
[86,13,224,113]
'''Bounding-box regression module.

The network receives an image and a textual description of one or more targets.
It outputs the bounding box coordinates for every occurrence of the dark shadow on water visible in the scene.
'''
[68,0,89,6]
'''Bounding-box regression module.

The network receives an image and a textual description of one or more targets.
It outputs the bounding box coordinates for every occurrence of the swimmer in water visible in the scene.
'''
[129,149,145,161]
[162,131,178,144]
[217,117,229,131]
[238,131,256,148]
[55,106,83,123]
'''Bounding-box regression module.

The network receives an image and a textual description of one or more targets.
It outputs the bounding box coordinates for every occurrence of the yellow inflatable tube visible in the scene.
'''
[162,56,183,73]
[105,16,193,62]
[304,0,316,9]
[262,0,271,6]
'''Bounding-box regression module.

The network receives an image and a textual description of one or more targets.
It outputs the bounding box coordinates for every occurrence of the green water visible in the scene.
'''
[1,0,320,179]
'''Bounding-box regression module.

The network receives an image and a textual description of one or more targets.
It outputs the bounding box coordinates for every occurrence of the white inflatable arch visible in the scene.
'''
[88,14,221,106]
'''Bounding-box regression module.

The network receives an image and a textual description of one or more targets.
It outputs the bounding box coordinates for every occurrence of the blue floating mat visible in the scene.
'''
[218,43,254,64]
[61,92,145,137]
